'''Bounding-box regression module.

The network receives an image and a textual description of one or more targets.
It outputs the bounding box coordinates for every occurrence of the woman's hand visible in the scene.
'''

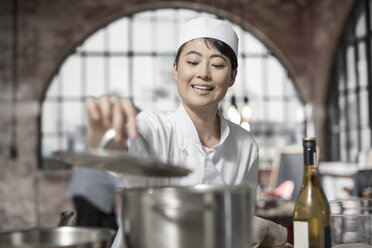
[252,216,288,248]
[86,95,139,148]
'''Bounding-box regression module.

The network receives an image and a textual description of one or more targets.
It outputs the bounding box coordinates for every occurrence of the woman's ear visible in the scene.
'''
[173,62,178,81]
[229,69,238,87]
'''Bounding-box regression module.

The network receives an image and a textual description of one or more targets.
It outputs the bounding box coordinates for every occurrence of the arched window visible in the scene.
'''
[326,0,372,163]
[41,8,304,169]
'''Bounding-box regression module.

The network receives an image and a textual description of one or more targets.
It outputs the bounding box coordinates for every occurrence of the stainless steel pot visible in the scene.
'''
[121,184,253,248]
[0,211,115,248]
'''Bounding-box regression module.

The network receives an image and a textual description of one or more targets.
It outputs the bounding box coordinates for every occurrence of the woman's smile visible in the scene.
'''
[192,84,214,94]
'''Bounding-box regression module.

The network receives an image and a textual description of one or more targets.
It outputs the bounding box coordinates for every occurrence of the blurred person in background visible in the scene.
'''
[66,167,124,231]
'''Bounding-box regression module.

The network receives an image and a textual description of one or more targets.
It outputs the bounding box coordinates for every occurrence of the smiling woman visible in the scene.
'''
[85,16,259,188]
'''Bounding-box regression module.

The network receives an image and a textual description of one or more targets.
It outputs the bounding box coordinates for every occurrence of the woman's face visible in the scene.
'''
[173,38,237,110]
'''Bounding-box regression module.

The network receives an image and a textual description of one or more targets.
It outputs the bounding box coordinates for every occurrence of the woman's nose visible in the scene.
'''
[197,63,211,80]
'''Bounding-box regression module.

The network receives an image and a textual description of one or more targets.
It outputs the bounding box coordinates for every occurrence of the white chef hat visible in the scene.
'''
[177,17,239,56]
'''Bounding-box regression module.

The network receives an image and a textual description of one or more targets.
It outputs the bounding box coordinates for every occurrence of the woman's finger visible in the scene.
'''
[86,97,100,123]
[86,97,107,148]
[121,98,139,139]
[111,98,126,142]
[99,95,112,128]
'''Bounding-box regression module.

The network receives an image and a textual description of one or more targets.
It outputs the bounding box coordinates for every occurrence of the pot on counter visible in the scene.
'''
[121,184,253,248]
[0,211,115,248]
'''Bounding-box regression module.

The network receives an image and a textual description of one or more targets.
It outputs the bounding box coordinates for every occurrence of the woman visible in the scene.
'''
[87,17,289,248]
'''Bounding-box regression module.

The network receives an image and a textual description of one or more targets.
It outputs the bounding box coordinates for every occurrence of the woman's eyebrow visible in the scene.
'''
[185,51,202,56]
[211,54,227,62]
[185,51,227,62]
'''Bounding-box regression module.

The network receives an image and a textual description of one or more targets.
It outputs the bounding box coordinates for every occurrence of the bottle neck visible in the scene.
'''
[303,147,320,183]
[303,147,317,168]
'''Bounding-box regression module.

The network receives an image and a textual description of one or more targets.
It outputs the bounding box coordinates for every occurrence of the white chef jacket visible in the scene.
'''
[111,103,259,248]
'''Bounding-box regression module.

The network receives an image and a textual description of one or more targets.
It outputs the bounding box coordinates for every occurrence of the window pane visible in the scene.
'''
[109,57,129,97]
[42,101,59,133]
[349,129,359,162]
[339,130,347,162]
[46,75,60,98]
[156,21,177,52]
[237,27,245,53]
[338,68,346,91]
[248,100,264,121]
[234,57,249,99]
[132,20,152,52]
[359,90,369,125]
[135,10,152,20]
[267,56,284,97]
[63,124,89,152]
[268,101,284,122]
[245,58,263,99]
[361,128,371,151]
[178,9,198,21]
[62,102,82,134]
[243,33,266,54]
[285,99,303,124]
[42,136,59,157]
[155,8,175,21]
[284,76,297,96]
[108,18,129,52]
[347,92,357,128]
[339,95,346,129]
[358,42,368,87]
[346,45,356,89]
[60,135,70,152]
[132,56,154,105]
[153,56,178,111]
[86,57,105,96]
[61,55,81,97]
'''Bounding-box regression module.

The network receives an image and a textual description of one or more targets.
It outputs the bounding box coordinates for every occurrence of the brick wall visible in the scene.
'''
[0,0,355,230]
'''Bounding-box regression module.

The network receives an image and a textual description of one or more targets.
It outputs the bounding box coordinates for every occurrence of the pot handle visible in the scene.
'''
[56,210,75,226]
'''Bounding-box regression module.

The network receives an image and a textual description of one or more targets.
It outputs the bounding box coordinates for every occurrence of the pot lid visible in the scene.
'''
[53,149,191,177]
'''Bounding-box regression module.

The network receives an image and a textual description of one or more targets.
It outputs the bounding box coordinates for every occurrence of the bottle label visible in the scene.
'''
[294,221,309,248]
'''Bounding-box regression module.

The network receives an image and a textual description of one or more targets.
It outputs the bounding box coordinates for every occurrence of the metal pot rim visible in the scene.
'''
[0,226,116,247]
[0,226,115,232]
[119,184,253,194]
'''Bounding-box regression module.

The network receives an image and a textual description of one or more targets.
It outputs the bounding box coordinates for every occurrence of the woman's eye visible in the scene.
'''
[187,61,198,65]
[213,64,225,68]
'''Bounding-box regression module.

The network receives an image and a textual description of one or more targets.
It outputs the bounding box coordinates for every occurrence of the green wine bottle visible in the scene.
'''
[293,137,331,248]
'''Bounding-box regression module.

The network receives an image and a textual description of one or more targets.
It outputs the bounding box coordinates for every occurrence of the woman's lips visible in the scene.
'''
[192,85,213,91]
[192,85,213,95]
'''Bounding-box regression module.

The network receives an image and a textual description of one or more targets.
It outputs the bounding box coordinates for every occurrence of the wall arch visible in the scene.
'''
[40,1,300,103]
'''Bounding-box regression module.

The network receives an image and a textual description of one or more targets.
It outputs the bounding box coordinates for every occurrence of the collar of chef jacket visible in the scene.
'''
[176,103,229,151]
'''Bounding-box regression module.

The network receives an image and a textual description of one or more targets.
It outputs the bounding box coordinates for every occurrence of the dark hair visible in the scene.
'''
[174,38,238,70]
